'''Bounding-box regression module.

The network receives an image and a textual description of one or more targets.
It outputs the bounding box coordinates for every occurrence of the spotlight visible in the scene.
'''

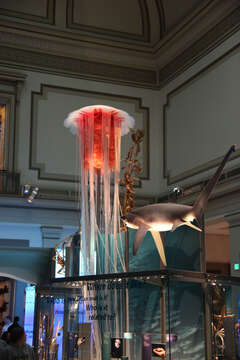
[27,187,39,203]
[172,186,183,195]
[23,184,31,195]
[168,185,183,201]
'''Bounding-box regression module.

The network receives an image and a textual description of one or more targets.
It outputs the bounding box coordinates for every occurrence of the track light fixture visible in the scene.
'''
[27,187,39,203]
[23,184,40,203]
[23,184,31,195]
[168,185,183,201]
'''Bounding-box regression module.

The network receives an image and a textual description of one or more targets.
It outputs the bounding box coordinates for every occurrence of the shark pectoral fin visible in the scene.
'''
[171,219,183,232]
[184,221,202,232]
[133,227,148,256]
[150,230,167,267]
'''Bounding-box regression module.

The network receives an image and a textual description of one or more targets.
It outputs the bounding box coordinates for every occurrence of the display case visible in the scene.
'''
[34,270,240,360]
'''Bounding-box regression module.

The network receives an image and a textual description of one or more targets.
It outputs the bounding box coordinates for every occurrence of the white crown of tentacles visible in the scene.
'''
[64,105,135,136]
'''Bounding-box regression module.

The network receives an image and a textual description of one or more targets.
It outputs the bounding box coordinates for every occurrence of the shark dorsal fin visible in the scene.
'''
[193,145,235,224]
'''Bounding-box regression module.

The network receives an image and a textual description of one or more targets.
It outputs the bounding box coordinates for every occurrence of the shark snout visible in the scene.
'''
[120,213,139,230]
[121,214,134,222]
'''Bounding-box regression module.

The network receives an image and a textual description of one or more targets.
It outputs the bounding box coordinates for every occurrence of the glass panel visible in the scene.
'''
[168,279,206,359]
[38,295,65,360]
[24,285,36,346]
[53,299,64,360]
[36,271,240,359]
[37,274,170,359]
[209,281,240,359]
[164,225,201,271]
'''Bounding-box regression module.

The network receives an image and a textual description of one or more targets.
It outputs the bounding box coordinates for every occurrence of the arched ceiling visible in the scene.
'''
[163,0,203,32]
[68,0,151,43]
[66,0,203,46]
[0,0,239,87]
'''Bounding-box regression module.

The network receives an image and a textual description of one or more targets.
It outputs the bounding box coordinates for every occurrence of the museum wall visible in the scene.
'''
[158,29,240,277]
[0,2,239,206]
[3,28,240,204]
[0,65,161,202]
[159,29,240,194]
[0,222,77,248]
[1,29,240,258]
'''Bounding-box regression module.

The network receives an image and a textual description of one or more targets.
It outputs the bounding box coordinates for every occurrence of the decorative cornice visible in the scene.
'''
[0,45,156,88]
[0,3,239,88]
[158,4,240,88]
[0,69,26,83]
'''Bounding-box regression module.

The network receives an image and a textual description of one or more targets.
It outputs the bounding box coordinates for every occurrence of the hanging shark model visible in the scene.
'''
[121,145,236,267]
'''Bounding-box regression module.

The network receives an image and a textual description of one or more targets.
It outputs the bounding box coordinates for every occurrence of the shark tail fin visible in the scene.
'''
[193,145,236,223]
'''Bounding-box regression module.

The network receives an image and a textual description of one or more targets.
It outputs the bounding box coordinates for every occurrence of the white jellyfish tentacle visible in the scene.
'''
[64,105,135,357]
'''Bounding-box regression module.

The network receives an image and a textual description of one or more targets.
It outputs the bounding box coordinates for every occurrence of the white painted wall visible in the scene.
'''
[160,29,240,189]
[158,29,240,274]
[0,28,240,260]
[1,29,238,204]
[0,65,162,199]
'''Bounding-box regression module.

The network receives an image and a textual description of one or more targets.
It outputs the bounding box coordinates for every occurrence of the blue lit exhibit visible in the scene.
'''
[24,285,36,347]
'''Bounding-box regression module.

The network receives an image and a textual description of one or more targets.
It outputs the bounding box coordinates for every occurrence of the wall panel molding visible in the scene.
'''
[0,0,55,25]
[0,45,156,88]
[163,41,240,185]
[155,0,166,41]
[30,84,150,183]
[66,0,150,43]
[158,4,240,88]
